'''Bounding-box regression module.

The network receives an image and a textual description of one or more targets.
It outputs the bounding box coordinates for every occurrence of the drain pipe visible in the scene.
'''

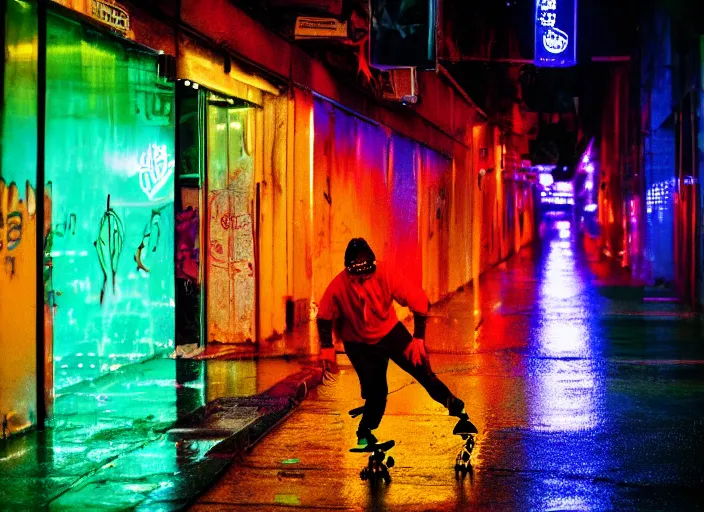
[36,0,48,429]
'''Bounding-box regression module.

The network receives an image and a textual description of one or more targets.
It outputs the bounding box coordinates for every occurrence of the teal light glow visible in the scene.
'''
[44,12,176,391]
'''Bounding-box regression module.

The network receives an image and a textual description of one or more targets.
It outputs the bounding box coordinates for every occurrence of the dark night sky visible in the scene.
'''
[443,0,642,133]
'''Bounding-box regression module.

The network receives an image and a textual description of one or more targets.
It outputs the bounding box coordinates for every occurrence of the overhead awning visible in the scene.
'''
[177,33,280,106]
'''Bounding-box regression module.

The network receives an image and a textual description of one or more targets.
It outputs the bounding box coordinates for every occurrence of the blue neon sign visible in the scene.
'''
[534,0,577,67]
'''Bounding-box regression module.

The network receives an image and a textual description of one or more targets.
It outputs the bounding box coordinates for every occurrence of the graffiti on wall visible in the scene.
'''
[0,179,36,278]
[204,104,256,343]
[94,194,125,304]
[53,213,77,238]
[138,143,175,201]
[136,89,173,124]
[219,212,251,232]
[135,206,165,273]
[208,189,255,342]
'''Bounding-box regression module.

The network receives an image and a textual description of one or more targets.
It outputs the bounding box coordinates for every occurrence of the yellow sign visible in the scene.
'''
[91,0,130,34]
[51,0,130,35]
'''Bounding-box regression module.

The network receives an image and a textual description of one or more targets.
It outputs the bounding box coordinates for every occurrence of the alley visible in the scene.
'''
[4,1,704,510]
[192,218,704,511]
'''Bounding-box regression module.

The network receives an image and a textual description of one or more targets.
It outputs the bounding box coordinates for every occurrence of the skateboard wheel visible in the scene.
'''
[386,456,395,468]
[466,436,475,453]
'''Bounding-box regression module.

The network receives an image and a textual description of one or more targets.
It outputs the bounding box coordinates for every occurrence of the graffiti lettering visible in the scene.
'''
[139,143,175,201]
[220,213,251,231]
[135,207,164,273]
[0,211,23,253]
[6,212,22,251]
[0,210,21,278]
[136,89,173,123]
[52,213,77,238]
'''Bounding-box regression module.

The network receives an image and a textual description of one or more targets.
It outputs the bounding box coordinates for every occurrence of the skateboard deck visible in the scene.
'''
[350,439,395,453]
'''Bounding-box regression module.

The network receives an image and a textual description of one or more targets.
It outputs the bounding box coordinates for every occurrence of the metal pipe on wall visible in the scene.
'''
[36,0,47,429]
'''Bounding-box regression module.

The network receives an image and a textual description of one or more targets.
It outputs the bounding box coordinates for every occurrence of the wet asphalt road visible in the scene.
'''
[191,224,704,511]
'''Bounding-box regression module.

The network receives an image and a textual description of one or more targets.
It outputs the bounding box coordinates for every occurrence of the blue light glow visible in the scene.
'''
[534,0,577,67]
[539,173,554,187]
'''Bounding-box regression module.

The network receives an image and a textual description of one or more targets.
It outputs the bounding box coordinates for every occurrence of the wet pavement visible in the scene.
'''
[0,355,319,510]
[192,219,704,511]
[2,216,704,511]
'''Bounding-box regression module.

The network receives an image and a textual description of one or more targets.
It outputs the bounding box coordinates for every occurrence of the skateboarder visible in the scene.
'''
[317,238,477,449]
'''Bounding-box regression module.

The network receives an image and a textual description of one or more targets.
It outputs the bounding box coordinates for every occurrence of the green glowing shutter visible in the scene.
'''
[44,11,176,391]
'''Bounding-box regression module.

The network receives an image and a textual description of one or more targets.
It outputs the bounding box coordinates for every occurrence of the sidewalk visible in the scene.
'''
[0,328,325,511]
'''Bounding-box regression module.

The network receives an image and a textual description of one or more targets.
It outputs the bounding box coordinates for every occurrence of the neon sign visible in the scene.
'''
[138,143,174,201]
[534,0,577,67]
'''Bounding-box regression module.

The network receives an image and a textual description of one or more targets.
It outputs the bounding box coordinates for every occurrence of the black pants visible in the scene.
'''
[344,322,456,432]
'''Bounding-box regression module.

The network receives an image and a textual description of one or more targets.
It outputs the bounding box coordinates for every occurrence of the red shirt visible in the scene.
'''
[317,262,429,344]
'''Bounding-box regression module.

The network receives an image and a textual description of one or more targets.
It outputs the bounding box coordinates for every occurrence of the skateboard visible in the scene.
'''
[455,432,475,474]
[351,405,475,475]
[351,439,395,483]
[348,406,395,483]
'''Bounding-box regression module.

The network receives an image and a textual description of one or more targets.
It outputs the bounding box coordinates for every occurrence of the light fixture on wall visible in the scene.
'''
[179,79,200,90]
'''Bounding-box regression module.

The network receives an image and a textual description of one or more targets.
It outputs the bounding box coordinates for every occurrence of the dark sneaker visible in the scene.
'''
[355,428,378,449]
[453,417,479,435]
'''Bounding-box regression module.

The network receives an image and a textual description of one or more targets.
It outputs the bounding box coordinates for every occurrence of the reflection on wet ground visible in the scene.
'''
[193,217,704,511]
[0,357,308,509]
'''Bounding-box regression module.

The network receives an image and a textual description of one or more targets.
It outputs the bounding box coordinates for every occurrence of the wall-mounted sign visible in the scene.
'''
[534,0,577,68]
[51,0,131,36]
[92,0,130,34]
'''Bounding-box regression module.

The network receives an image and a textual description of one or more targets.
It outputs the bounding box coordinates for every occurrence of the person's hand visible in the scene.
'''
[404,337,427,367]
[319,347,339,374]
[320,347,336,363]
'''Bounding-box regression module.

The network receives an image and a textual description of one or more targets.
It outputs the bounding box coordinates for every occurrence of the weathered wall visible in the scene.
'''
[256,94,291,340]
[0,0,38,436]
[307,95,476,311]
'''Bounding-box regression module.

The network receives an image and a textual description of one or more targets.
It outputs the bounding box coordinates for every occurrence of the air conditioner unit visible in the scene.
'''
[378,67,418,104]
[294,16,348,40]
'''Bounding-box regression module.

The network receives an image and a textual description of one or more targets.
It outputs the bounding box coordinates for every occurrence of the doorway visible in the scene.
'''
[205,93,257,343]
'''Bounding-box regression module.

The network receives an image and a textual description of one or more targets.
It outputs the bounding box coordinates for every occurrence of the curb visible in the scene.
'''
[165,365,326,509]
